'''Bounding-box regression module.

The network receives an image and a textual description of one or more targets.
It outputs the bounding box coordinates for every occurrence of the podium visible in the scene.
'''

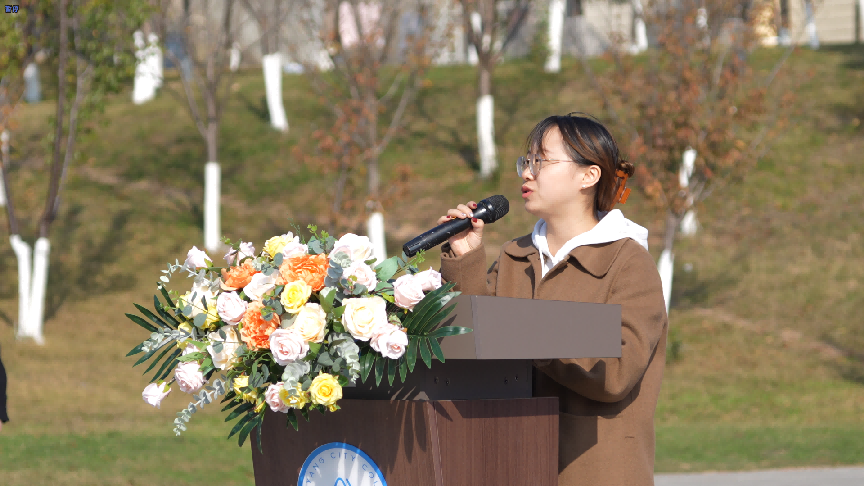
[251,295,622,486]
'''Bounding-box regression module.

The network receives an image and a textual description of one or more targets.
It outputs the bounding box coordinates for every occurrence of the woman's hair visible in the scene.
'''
[525,113,634,212]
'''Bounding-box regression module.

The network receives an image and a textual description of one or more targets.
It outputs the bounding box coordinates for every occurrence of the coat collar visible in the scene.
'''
[502,234,630,278]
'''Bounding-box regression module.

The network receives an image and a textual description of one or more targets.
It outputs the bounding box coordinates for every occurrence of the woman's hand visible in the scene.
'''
[436,201,484,257]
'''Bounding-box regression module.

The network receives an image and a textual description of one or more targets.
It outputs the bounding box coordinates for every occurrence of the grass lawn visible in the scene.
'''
[1,45,863,483]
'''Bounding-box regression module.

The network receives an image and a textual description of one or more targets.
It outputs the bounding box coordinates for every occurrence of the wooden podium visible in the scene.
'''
[251,295,622,486]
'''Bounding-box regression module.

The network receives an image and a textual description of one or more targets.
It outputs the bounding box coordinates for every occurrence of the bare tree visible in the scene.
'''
[459,0,530,179]
[585,0,800,313]
[240,0,289,131]
[289,0,454,261]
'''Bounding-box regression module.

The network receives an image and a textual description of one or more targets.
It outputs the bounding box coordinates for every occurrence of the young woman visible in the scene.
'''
[437,114,668,486]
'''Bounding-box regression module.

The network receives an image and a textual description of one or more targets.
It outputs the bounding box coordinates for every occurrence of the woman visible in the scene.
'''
[437,114,668,486]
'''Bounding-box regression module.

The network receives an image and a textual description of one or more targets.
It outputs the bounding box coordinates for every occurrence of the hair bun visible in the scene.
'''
[616,160,635,178]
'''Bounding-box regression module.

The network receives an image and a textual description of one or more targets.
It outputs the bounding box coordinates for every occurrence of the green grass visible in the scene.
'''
[1,45,864,483]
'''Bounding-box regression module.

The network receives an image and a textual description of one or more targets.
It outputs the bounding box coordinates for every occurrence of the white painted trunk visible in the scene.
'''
[229,42,241,72]
[262,53,289,132]
[679,147,696,188]
[26,237,49,345]
[147,33,163,89]
[0,130,8,207]
[860,0,864,43]
[10,235,31,340]
[467,11,481,66]
[545,0,565,73]
[631,0,648,53]
[204,162,221,252]
[0,166,5,207]
[680,210,699,236]
[23,63,41,103]
[477,94,497,178]
[132,31,157,104]
[657,248,674,315]
[805,1,819,49]
[366,211,387,265]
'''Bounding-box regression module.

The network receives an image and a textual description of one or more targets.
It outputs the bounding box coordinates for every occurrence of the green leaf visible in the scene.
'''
[221,391,237,404]
[193,313,206,328]
[126,343,145,357]
[177,351,207,362]
[154,295,179,327]
[374,257,400,282]
[359,351,375,383]
[134,303,170,330]
[406,337,419,372]
[227,410,255,439]
[222,399,242,413]
[402,283,456,332]
[133,340,169,367]
[238,414,261,447]
[387,358,397,386]
[159,285,176,311]
[398,357,407,383]
[286,410,299,431]
[428,337,446,363]
[126,313,158,332]
[410,289,460,336]
[320,289,336,314]
[255,417,264,454]
[300,407,310,422]
[273,252,284,266]
[143,344,174,376]
[427,326,473,339]
[416,301,460,337]
[374,355,385,386]
[419,338,432,369]
[151,349,182,382]
[317,352,334,367]
[225,402,254,422]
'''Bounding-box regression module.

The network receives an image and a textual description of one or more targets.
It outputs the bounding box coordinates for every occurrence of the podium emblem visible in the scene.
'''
[298,442,387,486]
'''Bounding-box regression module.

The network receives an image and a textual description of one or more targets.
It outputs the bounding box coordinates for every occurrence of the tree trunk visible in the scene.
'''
[467,11,481,65]
[132,30,157,104]
[23,63,41,103]
[0,130,8,208]
[657,211,681,315]
[10,236,32,341]
[365,93,385,263]
[477,62,497,179]
[545,0,565,73]
[805,0,819,49]
[262,53,288,131]
[204,86,221,251]
[631,0,648,54]
[28,237,50,345]
[679,148,698,236]
[367,211,387,264]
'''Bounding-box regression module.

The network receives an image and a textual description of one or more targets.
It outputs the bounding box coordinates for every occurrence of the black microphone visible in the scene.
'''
[402,195,509,257]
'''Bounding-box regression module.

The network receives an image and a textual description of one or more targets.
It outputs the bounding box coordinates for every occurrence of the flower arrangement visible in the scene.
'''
[127,226,468,451]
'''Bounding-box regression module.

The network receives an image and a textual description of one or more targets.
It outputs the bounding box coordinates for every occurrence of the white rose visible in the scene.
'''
[216,291,247,325]
[224,241,256,265]
[184,246,212,270]
[342,296,388,341]
[370,323,409,359]
[174,361,205,394]
[393,274,425,311]
[269,328,310,365]
[243,273,277,302]
[207,328,242,370]
[142,382,171,408]
[342,261,378,290]
[414,267,442,292]
[331,233,373,264]
[265,382,291,413]
[293,303,328,343]
[281,240,309,259]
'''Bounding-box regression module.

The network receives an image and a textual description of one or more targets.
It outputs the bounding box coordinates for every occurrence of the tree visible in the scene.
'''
[240,0,289,131]
[585,0,798,313]
[0,0,149,343]
[459,0,530,179]
[289,0,454,262]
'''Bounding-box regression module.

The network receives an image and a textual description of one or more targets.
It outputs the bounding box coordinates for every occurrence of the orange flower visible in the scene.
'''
[239,301,279,350]
[278,254,328,291]
[221,260,259,290]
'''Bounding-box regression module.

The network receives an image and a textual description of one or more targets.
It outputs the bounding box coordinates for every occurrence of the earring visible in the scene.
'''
[582,185,587,188]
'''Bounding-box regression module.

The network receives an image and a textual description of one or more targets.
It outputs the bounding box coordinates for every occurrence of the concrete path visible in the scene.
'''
[655,466,864,485]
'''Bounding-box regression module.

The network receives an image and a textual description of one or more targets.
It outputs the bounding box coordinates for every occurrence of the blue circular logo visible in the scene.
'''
[298,442,387,486]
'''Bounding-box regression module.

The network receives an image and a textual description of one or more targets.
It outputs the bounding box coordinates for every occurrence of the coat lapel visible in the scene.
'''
[503,234,632,281]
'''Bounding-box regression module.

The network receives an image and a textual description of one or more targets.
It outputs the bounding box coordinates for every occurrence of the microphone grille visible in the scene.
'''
[483,195,510,222]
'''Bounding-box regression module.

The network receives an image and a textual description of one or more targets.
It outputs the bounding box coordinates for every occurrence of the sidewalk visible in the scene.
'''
[655,466,864,485]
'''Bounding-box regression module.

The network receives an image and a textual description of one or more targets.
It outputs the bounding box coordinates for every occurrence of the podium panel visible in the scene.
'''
[252,398,559,486]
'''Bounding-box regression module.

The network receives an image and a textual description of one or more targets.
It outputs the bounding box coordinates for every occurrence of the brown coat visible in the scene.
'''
[439,234,668,486]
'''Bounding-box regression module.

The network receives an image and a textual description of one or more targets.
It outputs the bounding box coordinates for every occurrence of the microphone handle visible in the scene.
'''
[402,217,473,257]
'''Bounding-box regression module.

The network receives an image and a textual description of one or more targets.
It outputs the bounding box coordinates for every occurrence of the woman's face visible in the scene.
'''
[520,127,594,219]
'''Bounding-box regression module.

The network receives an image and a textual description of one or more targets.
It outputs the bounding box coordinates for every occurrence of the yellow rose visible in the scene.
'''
[233,376,258,404]
[280,280,312,314]
[309,373,342,407]
[279,388,310,409]
[341,296,388,341]
[202,300,220,330]
[293,303,328,343]
[263,233,297,258]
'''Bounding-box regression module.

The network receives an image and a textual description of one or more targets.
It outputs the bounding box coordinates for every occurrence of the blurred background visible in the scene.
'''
[0,0,862,484]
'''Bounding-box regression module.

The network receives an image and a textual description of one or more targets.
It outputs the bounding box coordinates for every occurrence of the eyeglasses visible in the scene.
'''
[516,154,576,178]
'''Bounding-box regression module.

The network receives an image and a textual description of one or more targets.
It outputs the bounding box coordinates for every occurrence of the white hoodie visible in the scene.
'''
[531,209,649,278]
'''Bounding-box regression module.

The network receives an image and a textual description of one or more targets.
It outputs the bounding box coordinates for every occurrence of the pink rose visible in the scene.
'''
[216,291,247,325]
[393,274,424,311]
[281,241,309,259]
[175,361,205,394]
[269,328,309,365]
[370,323,409,359]
[414,267,442,292]
[142,382,171,408]
[184,246,211,270]
[331,233,373,264]
[224,241,256,265]
[265,382,290,413]
[342,261,378,290]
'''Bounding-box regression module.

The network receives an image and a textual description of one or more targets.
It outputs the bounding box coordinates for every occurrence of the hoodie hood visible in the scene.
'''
[531,209,649,277]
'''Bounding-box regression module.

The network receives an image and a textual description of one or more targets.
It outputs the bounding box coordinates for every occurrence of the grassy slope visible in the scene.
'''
[1,46,863,483]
